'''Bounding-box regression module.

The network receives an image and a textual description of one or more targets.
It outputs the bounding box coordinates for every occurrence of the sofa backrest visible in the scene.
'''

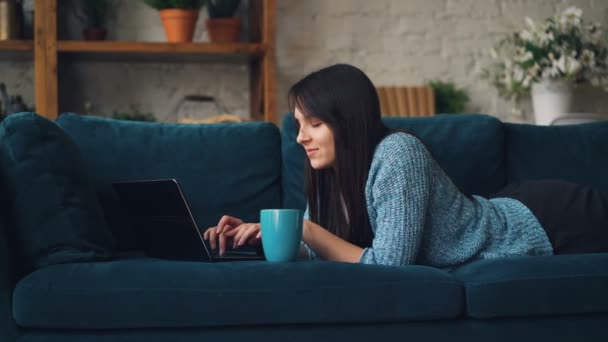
[57,114,283,251]
[505,122,608,194]
[281,113,507,211]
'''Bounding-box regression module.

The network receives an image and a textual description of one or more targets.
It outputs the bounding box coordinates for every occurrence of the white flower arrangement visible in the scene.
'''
[482,6,608,100]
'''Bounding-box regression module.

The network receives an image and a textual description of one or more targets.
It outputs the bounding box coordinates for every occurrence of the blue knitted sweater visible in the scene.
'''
[306,133,553,268]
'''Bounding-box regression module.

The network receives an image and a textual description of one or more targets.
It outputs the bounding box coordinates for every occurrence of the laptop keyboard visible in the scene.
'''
[211,247,261,258]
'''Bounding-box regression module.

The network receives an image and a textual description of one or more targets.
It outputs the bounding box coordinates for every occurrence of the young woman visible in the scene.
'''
[203,64,608,269]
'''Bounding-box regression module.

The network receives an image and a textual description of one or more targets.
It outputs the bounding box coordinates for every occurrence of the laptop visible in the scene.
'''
[112,179,265,262]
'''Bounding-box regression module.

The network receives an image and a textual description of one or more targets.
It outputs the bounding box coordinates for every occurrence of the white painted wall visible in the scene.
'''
[1,0,607,122]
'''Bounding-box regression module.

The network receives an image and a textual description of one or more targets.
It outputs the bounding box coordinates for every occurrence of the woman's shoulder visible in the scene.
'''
[368,132,435,188]
[374,132,429,158]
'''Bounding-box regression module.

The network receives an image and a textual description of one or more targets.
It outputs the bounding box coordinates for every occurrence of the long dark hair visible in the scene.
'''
[288,64,390,247]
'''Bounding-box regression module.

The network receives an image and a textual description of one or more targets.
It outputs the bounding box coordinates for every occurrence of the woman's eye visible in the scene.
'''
[311,122,322,127]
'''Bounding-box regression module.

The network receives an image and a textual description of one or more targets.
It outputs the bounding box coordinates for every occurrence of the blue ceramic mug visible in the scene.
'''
[260,209,303,262]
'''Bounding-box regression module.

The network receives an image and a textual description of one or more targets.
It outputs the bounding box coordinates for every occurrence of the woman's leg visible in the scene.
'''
[491,180,608,254]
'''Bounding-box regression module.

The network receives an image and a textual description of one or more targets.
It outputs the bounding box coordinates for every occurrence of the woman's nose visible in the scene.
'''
[296,128,309,145]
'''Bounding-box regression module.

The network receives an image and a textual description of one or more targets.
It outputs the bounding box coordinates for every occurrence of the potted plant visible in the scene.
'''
[427,80,470,114]
[482,6,608,125]
[71,0,115,41]
[143,0,206,43]
[205,0,242,43]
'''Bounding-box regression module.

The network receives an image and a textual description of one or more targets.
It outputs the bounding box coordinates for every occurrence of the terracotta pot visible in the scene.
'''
[206,18,242,43]
[82,28,107,41]
[160,9,199,43]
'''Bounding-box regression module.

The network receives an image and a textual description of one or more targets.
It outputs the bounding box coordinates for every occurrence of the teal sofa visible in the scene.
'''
[1,112,607,342]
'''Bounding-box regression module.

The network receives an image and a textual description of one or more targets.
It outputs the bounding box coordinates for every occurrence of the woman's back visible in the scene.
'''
[362,132,553,268]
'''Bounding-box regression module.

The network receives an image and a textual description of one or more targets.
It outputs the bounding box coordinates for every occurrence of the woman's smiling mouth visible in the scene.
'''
[306,148,319,155]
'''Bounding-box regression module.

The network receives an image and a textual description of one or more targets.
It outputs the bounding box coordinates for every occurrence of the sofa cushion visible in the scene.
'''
[13,259,463,329]
[452,253,608,319]
[505,122,608,194]
[0,113,115,271]
[56,114,282,251]
[282,113,506,210]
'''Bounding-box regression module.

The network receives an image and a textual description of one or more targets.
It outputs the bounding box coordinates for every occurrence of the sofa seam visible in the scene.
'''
[463,274,608,288]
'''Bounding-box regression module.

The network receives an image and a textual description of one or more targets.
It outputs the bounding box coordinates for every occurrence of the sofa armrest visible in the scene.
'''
[0,221,19,341]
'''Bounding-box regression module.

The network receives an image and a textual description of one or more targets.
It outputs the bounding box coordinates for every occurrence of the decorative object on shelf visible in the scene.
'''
[70,0,115,41]
[178,114,243,124]
[376,86,435,117]
[111,108,156,122]
[0,83,34,121]
[205,0,241,43]
[482,6,608,125]
[550,112,608,125]
[143,0,206,43]
[427,80,470,114]
[0,0,22,40]
[530,79,573,126]
[21,0,33,39]
[173,94,227,122]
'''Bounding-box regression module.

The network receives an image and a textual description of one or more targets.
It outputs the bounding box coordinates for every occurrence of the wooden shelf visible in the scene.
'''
[26,0,277,123]
[0,40,34,51]
[0,40,33,61]
[56,41,267,63]
[58,41,266,54]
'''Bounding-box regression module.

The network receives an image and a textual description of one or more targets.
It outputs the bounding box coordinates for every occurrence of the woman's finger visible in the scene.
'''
[203,227,212,240]
[219,225,232,255]
[232,224,251,248]
[248,233,261,246]
[216,216,231,235]
[216,215,243,235]
[208,228,217,250]
[224,226,241,237]
[238,224,260,246]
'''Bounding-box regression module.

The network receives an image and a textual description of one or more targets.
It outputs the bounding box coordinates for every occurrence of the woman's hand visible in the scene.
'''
[203,215,242,252]
[203,215,261,255]
[301,219,363,263]
[230,223,261,248]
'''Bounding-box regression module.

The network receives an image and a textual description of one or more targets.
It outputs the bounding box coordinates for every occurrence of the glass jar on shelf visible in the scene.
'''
[174,95,227,123]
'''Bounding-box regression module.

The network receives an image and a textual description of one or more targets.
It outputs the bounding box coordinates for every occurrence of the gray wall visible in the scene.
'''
[1,0,607,122]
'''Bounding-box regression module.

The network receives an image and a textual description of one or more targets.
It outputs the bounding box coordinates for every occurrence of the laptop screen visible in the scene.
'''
[113,179,191,219]
[112,179,264,262]
[112,179,212,261]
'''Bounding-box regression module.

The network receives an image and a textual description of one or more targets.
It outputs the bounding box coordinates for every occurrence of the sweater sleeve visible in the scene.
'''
[302,205,320,261]
[360,134,432,266]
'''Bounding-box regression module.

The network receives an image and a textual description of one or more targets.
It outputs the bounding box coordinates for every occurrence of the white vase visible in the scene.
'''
[531,80,573,125]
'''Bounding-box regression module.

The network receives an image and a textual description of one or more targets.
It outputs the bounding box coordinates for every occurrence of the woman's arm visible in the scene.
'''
[302,220,363,263]
[360,134,432,266]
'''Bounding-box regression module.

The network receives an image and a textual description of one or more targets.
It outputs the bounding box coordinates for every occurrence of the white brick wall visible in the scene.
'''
[277,0,608,122]
[1,0,607,122]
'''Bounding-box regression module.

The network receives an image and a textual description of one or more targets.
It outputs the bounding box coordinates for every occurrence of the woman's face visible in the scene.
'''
[294,107,336,169]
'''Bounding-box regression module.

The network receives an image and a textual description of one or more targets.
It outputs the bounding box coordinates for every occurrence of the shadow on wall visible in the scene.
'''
[571,85,608,114]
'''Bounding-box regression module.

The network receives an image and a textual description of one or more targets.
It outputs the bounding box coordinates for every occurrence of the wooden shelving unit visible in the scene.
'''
[0,0,277,123]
